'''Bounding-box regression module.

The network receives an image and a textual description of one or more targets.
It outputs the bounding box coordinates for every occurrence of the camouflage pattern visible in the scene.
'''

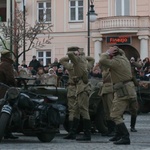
[99,49,137,124]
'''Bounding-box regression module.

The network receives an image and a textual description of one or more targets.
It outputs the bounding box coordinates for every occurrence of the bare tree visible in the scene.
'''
[0,9,53,70]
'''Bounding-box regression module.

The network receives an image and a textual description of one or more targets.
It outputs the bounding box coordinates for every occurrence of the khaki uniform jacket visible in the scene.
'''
[86,56,95,71]
[67,52,91,95]
[99,50,137,99]
[101,68,113,95]
[99,51,132,84]
[67,51,88,77]
[59,56,76,97]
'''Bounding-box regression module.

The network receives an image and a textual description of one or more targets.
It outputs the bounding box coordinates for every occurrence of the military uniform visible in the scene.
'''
[0,50,18,139]
[100,67,115,135]
[99,47,137,145]
[59,56,76,139]
[0,51,16,99]
[129,60,142,132]
[67,50,94,141]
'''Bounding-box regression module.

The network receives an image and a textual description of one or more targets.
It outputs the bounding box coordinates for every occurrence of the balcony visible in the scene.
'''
[96,16,150,34]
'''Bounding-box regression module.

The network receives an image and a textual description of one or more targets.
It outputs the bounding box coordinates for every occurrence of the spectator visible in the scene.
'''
[89,69,102,79]
[47,62,52,69]
[29,55,41,74]
[52,58,61,68]
[43,65,49,73]
[57,67,64,86]
[52,64,58,74]
[130,57,142,85]
[35,67,46,85]
[21,60,28,68]
[143,57,150,74]
[48,68,56,76]
[145,66,150,81]
[138,70,149,81]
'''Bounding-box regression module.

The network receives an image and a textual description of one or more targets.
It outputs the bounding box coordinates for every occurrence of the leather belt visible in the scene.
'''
[123,79,132,84]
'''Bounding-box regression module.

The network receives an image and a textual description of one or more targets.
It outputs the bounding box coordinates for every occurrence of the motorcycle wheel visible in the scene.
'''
[37,133,56,142]
[95,102,108,134]
[0,113,10,142]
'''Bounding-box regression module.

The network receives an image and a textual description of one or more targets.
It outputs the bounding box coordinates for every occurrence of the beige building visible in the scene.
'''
[0,0,150,66]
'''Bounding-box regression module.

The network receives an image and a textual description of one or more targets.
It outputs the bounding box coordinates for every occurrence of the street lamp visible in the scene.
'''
[10,0,13,53]
[23,0,26,61]
[87,0,97,56]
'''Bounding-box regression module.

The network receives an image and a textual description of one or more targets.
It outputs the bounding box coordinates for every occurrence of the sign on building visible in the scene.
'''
[106,36,131,45]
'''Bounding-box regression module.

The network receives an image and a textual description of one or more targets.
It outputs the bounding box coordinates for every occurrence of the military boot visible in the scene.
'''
[63,118,79,140]
[130,116,137,132]
[76,119,91,141]
[113,123,130,145]
[109,125,121,142]
[106,120,116,137]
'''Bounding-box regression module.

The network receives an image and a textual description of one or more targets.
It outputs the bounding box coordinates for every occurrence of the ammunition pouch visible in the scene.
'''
[113,82,129,98]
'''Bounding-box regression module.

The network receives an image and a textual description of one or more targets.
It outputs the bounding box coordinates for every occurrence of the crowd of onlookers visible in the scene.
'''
[90,57,150,82]
[130,57,150,81]
[15,55,150,88]
[15,56,69,87]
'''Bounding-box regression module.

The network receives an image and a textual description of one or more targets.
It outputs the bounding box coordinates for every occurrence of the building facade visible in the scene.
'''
[0,0,150,66]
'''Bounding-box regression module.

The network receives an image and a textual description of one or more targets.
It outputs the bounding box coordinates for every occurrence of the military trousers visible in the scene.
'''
[67,95,77,121]
[128,98,138,117]
[74,91,90,120]
[110,92,137,125]
[67,85,77,121]
[102,92,114,121]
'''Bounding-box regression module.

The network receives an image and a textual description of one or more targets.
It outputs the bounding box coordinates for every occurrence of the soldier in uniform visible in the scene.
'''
[99,45,137,145]
[0,49,18,139]
[99,66,115,136]
[129,57,142,132]
[67,47,94,141]
[59,55,76,139]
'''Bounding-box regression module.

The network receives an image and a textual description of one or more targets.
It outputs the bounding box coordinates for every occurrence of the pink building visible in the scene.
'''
[0,0,150,66]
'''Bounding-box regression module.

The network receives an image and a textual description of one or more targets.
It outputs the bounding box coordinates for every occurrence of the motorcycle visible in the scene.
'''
[0,82,65,142]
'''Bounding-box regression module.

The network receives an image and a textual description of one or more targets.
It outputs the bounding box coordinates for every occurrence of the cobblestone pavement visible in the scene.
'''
[0,113,150,150]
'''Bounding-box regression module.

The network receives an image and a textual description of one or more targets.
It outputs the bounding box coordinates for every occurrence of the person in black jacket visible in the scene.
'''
[29,56,41,74]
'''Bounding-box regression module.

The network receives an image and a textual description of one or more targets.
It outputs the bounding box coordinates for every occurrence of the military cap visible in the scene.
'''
[68,47,79,52]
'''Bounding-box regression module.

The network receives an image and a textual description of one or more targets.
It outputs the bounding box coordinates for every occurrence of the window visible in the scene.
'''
[115,0,130,16]
[37,1,51,22]
[69,0,83,21]
[37,50,51,66]
[0,0,6,22]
